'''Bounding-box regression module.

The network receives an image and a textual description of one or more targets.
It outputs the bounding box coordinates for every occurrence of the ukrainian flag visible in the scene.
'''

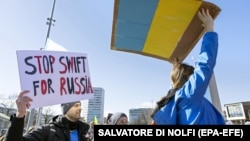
[94,115,98,125]
[111,0,221,63]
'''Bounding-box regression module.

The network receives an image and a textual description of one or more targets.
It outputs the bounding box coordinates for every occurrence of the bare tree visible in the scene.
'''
[6,94,17,108]
[42,107,55,124]
[0,93,17,116]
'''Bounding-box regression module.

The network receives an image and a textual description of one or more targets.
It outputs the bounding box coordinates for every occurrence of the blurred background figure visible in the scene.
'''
[104,113,113,125]
[0,134,5,141]
[225,120,233,125]
[85,121,94,141]
[107,112,128,125]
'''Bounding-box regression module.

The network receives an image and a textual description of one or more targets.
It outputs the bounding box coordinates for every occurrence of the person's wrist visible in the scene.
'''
[206,29,214,32]
[16,111,26,118]
[205,26,214,32]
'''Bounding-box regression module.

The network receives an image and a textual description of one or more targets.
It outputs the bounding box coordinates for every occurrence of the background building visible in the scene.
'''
[0,106,16,135]
[224,101,250,125]
[82,87,105,124]
[129,108,153,125]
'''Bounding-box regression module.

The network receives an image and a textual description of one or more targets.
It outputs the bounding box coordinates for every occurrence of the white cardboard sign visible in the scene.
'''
[16,50,94,109]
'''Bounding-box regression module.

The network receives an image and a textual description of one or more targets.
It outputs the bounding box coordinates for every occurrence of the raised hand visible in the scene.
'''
[198,8,214,32]
[16,90,33,117]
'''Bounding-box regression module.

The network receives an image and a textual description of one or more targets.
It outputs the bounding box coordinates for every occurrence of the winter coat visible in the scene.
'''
[4,114,90,141]
[152,32,226,125]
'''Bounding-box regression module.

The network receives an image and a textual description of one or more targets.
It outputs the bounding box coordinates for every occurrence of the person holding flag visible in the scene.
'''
[151,9,226,125]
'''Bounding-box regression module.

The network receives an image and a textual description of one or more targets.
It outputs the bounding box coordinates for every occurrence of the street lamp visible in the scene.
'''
[27,0,57,132]
[41,0,56,50]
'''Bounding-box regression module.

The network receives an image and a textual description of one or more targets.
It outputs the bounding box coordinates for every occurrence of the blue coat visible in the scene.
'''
[153,32,225,125]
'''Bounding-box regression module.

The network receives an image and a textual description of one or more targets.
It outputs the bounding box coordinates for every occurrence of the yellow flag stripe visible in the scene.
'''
[94,115,98,125]
[143,0,202,58]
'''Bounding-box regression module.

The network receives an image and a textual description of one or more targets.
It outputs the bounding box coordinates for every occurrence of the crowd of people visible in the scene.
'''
[0,100,128,141]
[1,8,231,141]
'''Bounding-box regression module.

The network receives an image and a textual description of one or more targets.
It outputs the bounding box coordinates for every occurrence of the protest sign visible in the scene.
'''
[16,50,94,109]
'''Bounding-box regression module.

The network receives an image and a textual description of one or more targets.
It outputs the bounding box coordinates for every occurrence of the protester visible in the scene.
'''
[104,113,113,125]
[4,90,90,141]
[151,9,225,125]
[85,121,94,141]
[107,112,128,125]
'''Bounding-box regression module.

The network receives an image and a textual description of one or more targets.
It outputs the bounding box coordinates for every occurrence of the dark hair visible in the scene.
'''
[106,113,113,124]
[151,89,177,118]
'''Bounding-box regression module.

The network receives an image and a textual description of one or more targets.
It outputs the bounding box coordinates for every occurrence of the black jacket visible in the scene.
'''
[4,114,90,141]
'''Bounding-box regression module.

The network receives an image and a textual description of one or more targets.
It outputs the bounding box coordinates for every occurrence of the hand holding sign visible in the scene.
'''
[15,90,33,117]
